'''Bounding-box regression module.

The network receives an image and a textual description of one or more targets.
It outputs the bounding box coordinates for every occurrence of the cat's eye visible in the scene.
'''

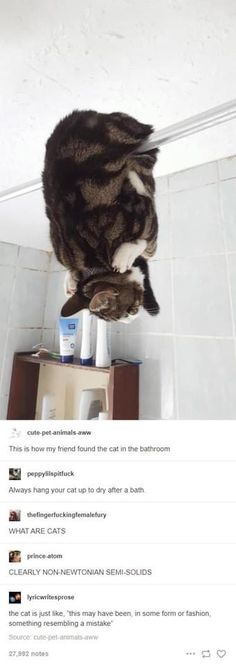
[128,307,139,315]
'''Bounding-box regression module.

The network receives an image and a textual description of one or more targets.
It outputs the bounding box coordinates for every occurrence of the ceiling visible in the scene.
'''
[1,0,236,250]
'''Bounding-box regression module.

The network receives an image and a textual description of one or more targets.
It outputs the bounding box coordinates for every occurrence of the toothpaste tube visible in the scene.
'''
[59,317,79,363]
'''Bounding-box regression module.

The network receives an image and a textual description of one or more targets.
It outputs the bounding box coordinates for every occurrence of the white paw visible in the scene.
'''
[64,271,77,297]
[112,240,147,273]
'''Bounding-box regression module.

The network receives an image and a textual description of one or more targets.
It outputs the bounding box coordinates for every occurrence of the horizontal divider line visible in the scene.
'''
[2,542,236,545]
[1,582,236,587]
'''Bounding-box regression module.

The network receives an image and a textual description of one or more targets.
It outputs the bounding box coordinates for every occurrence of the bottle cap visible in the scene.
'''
[80,356,93,366]
[60,355,74,363]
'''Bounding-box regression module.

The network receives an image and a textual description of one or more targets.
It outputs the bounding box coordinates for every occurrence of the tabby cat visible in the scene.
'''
[42,110,160,322]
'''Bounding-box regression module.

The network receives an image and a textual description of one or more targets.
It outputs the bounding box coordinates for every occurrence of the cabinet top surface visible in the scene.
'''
[14,352,137,374]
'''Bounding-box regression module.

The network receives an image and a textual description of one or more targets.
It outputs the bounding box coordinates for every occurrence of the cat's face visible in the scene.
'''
[61,275,144,322]
[89,282,143,322]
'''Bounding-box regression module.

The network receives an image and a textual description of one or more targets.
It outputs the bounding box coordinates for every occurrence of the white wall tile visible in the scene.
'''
[0,328,41,397]
[43,271,66,328]
[0,328,8,378]
[156,176,168,196]
[0,266,16,327]
[49,252,64,272]
[174,256,232,336]
[0,395,8,420]
[0,242,18,266]
[155,194,171,259]
[169,162,217,192]
[219,155,236,180]
[40,329,56,351]
[171,184,223,257]
[18,247,50,271]
[9,269,48,328]
[220,179,236,250]
[121,334,175,419]
[228,254,236,331]
[176,337,236,419]
[111,333,127,360]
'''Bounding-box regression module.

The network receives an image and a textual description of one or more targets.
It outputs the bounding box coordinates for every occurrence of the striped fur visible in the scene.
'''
[42,110,160,321]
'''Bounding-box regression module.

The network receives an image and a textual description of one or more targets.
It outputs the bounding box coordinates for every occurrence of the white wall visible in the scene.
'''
[41,154,236,420]
[1,1,236,249]
[0,190,50,251]
[1,0,236,190]
[0,243,50,418]
[111,155,236,419]
[1,153,236,420]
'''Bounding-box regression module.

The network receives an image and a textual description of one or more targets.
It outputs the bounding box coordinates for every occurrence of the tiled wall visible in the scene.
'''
[0,244,50,418]
[111,155,236,419]
[41,253,85,358]
[1,154,236,419]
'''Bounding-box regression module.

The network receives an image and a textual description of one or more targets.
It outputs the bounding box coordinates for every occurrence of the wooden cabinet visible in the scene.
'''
[7,353,139,420]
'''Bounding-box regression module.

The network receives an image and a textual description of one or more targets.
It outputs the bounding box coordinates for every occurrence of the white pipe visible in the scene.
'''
[1,98,236,203]
[136,98,236,152]
[0,178,42,203]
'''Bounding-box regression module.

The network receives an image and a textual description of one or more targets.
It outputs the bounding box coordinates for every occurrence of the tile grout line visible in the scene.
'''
[167,174,236,195]
[112,332,236,340]
[168,176,180,419]
[40,252,53,347]
[216,162,236,363]
[89,319,236,343]
[158,160,236,193]
[0,247,51,413]
[150,250,236,263]
[168,179,217,194]
[0,245,20,399]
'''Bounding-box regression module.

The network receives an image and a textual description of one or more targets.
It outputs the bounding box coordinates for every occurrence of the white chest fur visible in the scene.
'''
[128,265,144,287]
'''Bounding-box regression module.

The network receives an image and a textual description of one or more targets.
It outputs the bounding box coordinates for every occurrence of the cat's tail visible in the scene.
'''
[135,257,160,316]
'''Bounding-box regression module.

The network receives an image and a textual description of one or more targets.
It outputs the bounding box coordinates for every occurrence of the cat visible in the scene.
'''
[42,109,160,322]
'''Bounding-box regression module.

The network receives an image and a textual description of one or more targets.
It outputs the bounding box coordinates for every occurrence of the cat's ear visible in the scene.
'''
[89,289,119,313]
[110,112,153,142]
[61,294,89,317]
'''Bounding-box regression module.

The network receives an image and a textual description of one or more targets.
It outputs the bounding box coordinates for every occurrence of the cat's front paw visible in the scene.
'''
[112,240,147,273]
[64,271,77,297]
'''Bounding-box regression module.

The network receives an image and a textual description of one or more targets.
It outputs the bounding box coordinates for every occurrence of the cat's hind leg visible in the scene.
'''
[112,239,147,274]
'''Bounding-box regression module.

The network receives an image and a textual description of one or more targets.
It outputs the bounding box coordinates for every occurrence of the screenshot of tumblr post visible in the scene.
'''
[0,420,235,665]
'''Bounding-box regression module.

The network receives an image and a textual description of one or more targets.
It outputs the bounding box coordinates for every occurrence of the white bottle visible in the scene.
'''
[41,394,56,420]
[80,309,93,365]
[78,388,106,419]
[95,319,111,368]
[98,411,109,420]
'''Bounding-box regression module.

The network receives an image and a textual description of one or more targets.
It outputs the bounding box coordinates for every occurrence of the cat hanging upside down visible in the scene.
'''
[42,109,160,322]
